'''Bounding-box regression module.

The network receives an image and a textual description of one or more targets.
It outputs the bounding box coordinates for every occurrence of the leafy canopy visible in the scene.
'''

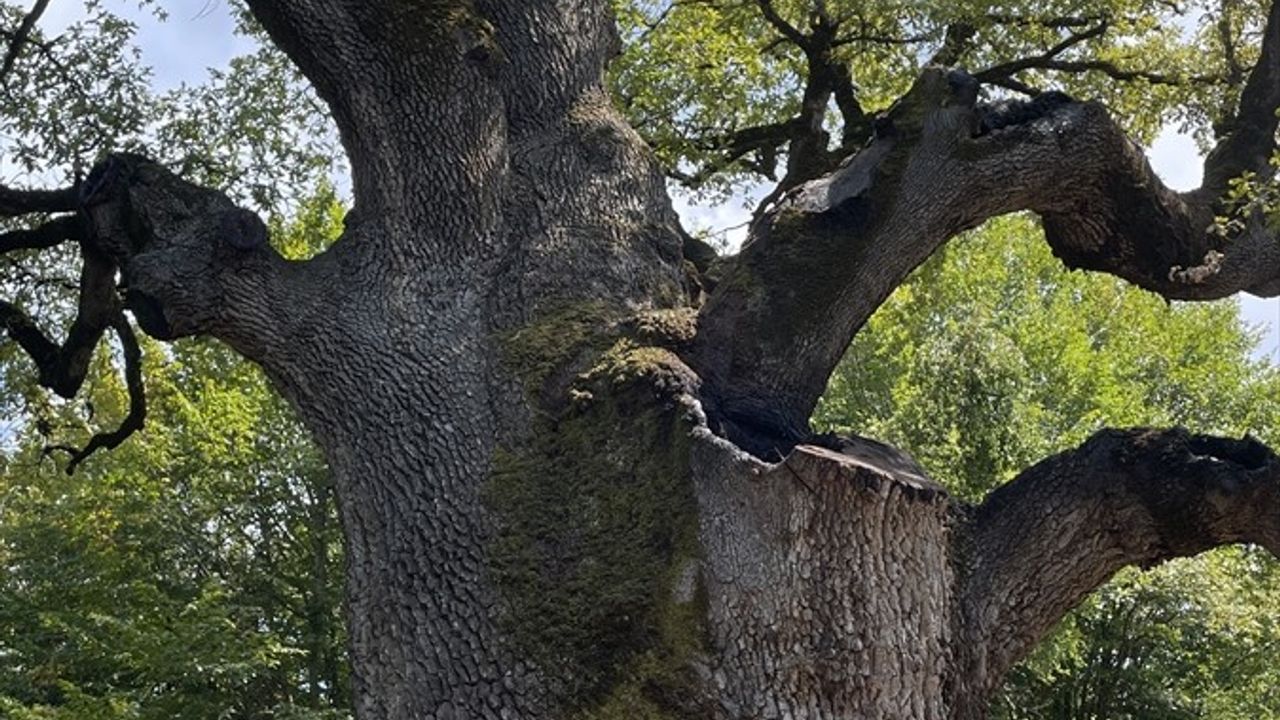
[614,0,1263,203]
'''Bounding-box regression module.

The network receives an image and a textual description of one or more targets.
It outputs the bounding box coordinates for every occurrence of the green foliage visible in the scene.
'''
[0,0,341,215]
[815,215,1280,717]
[613,0,797,200]
[613,0,1260,199]
[998,550,1280,720]
[0,193,351,720]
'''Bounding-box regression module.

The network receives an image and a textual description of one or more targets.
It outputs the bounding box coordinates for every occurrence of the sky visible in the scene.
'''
[25,0,1280,362]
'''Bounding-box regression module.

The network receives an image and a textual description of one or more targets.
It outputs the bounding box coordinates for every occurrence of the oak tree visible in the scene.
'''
[4,1,1280,718]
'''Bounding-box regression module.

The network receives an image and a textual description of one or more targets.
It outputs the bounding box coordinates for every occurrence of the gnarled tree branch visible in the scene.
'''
[1,153,322,469]
[689,0,1280,455]
[1,239,118,399]
[949,428,1280,718]
[64,312,145,474]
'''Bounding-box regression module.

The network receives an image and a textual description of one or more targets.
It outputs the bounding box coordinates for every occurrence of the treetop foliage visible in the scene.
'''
[613,0,1267,202]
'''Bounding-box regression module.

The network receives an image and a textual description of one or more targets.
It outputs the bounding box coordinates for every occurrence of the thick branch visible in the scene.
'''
[1202,0,1280,196]
[949,428,1280,718]
[0,214,81,253]
[977,58,1220,88]
[0,183,77,217]
[73,154,318,363]
[245,1,507,229]
[690,68,989,452]
[755,0,809,49]
[692,28,1280,452]
[972,21,1110,82]
[3,152,345,471]
[1,246,118,399]
[760,13,875,211]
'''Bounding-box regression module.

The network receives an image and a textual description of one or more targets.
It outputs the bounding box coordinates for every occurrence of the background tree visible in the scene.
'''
[0,189,349,720]
[3,1,1280,719]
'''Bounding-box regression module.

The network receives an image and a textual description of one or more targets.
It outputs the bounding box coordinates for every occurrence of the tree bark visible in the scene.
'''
[9,1,1280,719]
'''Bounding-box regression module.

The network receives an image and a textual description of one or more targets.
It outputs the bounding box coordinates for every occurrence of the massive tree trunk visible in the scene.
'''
[6,1,1280,719]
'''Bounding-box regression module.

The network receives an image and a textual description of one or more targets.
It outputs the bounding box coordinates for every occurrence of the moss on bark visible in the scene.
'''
[488,309,710,717]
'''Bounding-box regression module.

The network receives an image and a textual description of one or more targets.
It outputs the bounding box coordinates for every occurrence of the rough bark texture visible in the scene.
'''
[693,436,952,719]
[949,429,1280,720]
[8,1,1280,719]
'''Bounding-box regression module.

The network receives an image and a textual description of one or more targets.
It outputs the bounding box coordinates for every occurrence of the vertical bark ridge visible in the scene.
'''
[261,274,541,719]
[692,436,953,719]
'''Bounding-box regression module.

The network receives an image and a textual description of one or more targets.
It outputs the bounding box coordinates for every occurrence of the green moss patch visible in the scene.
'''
[500,302,620,404]
[487,331,708,717]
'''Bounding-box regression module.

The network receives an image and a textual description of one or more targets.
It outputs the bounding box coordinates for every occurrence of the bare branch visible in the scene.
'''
[0,247,119,399]
[984,13,1106,29]
[0,183,77,217]
[66,314,145,473]
[689,58,1280,452]
[973,21,1111,82]
[831,60,872,148]
[670,119,802,188]
[0,297,58,373]
[984,75,1042,96]
[755,0,810,48]
[0,214,81,253]
[982,58,1223,87]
